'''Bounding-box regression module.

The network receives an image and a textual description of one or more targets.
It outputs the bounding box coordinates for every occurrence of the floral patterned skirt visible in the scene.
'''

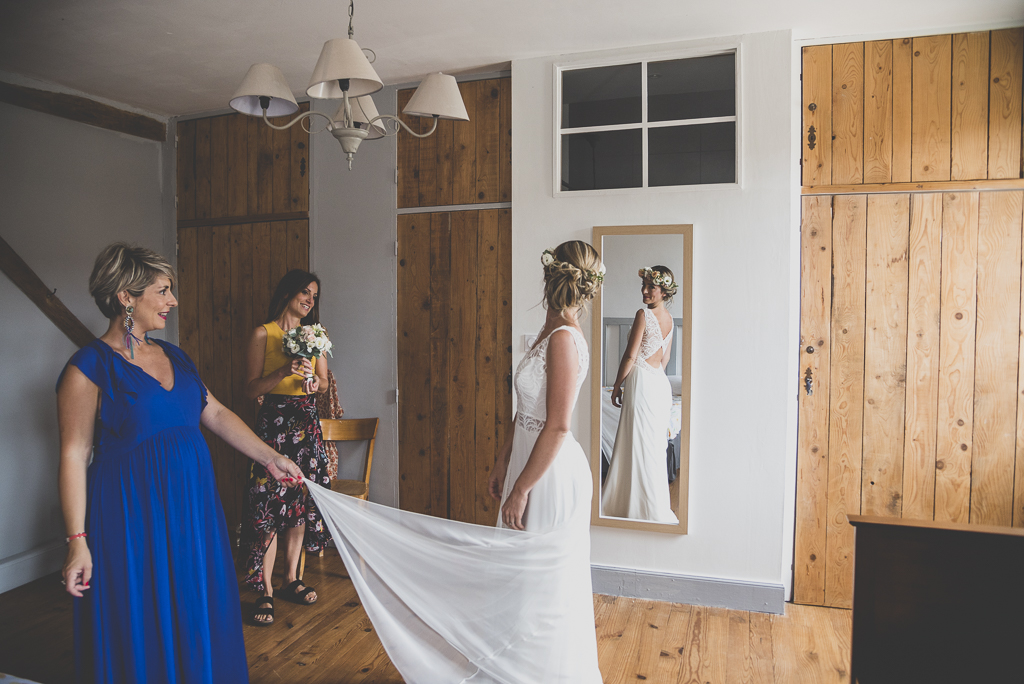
[243,393,332,591]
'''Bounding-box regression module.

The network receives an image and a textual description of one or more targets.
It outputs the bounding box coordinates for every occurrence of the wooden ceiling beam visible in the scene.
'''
[0,80,165,142]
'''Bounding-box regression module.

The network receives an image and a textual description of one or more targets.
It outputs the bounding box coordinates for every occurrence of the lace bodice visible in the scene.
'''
[636,308,672,373]
[514,326,589,433]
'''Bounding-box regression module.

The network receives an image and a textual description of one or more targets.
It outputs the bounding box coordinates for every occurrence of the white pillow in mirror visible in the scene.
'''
[668,374,682,396]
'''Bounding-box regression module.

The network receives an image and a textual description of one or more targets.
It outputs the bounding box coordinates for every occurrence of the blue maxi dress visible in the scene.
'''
[58,339,249,684]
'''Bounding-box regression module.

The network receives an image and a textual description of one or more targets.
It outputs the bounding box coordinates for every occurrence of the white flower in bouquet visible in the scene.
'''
[282,324,334,360]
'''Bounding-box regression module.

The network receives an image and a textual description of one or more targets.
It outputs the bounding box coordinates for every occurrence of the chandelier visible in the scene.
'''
[228,1,469,169]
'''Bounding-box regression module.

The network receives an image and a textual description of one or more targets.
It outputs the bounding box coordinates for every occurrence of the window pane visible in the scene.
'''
[561,63,642,129]
[648,53,735,122]
[561,129,642,191]
[648,122,735,186]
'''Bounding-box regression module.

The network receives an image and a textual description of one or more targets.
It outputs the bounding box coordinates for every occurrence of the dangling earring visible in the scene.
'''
[123,305,142,359]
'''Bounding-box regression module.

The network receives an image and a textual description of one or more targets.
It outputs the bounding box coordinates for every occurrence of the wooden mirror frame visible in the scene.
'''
[590,224,693,534]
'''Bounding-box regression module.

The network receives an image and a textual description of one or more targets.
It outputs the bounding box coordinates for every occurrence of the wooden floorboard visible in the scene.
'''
[0,552,851,683]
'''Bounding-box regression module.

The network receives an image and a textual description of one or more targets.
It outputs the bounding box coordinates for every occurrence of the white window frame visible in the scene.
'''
[553,46,741,197]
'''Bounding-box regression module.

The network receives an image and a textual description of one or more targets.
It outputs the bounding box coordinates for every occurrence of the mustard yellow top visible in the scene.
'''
[262,321,316,395]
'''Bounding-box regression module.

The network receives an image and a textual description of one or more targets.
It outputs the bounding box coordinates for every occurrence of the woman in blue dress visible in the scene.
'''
[57,243,304,684]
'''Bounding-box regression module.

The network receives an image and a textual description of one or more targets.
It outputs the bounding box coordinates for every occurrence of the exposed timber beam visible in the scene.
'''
[0,235,94,348]
[0,81,165,142]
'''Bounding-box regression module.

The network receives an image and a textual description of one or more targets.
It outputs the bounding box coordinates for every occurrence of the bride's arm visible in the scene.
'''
[500,330,579,529]
[610,310,645,407]
[487,419,516,501]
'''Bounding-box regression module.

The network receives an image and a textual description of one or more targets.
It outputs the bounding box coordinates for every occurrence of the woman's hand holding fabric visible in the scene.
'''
[267,456,304,487]
[611,384,624,408]
[501,486,529,530]
[63,540,92,597]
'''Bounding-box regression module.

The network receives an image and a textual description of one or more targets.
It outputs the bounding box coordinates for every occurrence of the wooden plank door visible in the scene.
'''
[395,75,513,524]
[801,29,1024,190]
[176,108,310,539]
[397,78,511,209]
[397,209,512,524]
[795,189,1024,608]
[177,220,309,540]
[797,28,1024,608]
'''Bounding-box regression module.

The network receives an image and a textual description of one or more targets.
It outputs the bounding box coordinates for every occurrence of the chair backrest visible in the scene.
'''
[320,417,378,486]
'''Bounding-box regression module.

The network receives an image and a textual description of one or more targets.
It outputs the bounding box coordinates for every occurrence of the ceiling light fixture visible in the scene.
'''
[229,0,469,169]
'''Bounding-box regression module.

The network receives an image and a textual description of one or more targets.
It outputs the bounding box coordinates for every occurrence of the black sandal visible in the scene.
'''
[253,596,274,625]
[280,580,317,605]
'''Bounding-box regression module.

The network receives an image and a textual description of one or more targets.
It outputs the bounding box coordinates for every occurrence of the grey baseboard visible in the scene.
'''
[591,564,785,614]
[0,541,64,594]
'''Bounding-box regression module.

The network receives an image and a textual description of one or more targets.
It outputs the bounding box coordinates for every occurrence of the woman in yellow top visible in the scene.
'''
[243,269,331,625]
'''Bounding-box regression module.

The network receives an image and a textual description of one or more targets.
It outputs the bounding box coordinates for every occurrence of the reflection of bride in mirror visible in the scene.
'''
[601,266,680,523]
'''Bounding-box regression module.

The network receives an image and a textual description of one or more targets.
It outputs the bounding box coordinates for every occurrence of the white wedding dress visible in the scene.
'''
[601,309,679,523]
[305,325,602,684]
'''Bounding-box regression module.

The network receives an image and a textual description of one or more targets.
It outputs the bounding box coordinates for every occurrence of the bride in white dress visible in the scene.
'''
[304,240,605,684]
[601,265,679,524]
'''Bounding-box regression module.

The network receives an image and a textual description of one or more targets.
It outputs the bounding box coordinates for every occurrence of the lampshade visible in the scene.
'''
[335,96,387,139]
[229,63,299,117]
[403,73,469,121]
[306,38,384,99]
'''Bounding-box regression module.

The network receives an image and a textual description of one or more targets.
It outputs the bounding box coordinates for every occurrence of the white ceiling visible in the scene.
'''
[1,0,1021,118]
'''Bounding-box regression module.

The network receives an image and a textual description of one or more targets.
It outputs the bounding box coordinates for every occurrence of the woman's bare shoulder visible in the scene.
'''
[546,327,582,360]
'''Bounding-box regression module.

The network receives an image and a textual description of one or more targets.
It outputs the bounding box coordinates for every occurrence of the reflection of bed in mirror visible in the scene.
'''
[599,317,684,502]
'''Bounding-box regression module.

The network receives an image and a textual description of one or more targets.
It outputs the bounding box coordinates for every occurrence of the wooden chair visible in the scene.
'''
[298,417,379,579]
[321,417,379,500]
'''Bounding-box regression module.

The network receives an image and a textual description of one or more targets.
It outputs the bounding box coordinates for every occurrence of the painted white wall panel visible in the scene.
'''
[0,100,165,591]
[512,30,797,587]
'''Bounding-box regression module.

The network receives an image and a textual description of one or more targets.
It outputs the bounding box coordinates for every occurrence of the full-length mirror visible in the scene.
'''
[591,225,692,534]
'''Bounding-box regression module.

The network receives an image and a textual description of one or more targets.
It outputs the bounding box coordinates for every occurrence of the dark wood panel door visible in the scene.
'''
[176,104,310,223]
[176,104,310,539]
[397,209,512,524]
[177,220,309,540]
[397,78,511,209]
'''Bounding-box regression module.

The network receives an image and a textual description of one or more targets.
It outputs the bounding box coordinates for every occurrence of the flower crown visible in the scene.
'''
[638,267,673,288]
[541,248,606,283]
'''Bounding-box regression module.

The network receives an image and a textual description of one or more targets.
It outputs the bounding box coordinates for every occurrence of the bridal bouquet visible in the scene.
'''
[283,323,334,360]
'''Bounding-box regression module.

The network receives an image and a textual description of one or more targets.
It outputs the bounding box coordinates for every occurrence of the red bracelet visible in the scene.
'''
[66,532,87,543]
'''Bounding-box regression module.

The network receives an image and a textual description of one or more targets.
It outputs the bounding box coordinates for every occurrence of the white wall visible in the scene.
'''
[309,90,400,506]
[0,99,167,592]
[512,30,797,590]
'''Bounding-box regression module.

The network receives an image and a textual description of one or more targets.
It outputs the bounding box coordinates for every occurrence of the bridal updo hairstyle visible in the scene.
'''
[89,243,177,319]
[646,265,678,304]
[266,269,322,326]
[543,240,604,313]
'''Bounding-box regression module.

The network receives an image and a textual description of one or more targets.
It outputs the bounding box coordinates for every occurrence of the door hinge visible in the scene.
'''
[174,196,178,209]
[395,240,399,256]
[395,168,399,185]
[394,388,400,403]
[174,134,178,149]
[175,239,179,256]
